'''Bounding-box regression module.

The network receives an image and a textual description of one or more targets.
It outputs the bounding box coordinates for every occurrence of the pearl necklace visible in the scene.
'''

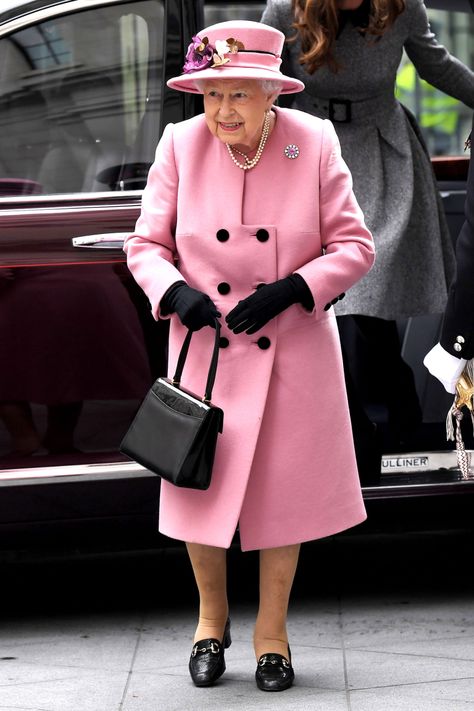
[226,111,271,171]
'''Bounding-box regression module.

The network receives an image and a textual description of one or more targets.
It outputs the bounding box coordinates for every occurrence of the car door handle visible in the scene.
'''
[72,232,128,249]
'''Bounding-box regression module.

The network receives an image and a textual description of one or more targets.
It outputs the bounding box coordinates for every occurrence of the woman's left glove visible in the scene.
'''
[226,274,314,335]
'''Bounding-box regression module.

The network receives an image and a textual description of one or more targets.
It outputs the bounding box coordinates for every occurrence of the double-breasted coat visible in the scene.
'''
[262,0,474,320]
[124,107,375,550]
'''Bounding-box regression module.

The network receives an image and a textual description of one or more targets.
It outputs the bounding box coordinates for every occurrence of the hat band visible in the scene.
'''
[213,51,282,73]
[238,49,278,56]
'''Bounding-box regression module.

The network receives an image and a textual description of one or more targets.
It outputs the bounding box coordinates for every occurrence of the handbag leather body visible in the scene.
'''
[120,320,223,490]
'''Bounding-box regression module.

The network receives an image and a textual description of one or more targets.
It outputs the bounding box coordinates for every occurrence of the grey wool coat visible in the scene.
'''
[262,0,474,320]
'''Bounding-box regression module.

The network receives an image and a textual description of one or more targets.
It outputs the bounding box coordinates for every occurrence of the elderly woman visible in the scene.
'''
[124,20,374,691]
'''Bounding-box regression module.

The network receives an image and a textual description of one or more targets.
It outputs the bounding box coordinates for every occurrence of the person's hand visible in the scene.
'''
[161,282,220,331]
[226,275,312,335]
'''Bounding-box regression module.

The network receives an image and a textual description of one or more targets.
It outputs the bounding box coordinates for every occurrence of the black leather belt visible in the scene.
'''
[295,92,396,124]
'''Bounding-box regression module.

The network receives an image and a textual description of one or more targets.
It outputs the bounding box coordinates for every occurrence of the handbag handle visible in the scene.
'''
[172,319,221,403]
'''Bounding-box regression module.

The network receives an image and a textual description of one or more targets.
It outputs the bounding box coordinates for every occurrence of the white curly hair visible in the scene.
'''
[193,78,282,96]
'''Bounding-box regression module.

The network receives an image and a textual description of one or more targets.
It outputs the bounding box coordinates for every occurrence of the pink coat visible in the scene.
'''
[124,107,375,551]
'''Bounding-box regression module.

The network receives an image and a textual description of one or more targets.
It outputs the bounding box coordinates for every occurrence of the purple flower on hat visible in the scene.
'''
[183,35,214,74]
[182,35,245,74]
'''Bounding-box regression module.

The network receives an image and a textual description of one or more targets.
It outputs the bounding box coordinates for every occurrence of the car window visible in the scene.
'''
[205,1,472,158]
[0,0,164,197]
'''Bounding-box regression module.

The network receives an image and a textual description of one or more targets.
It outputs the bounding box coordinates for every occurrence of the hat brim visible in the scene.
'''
[167,67,305,95]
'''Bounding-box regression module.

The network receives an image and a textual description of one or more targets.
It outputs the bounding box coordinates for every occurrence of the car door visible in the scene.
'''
[0,0,200,501]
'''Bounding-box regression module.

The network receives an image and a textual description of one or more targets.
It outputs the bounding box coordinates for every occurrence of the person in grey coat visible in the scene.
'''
[261,0,474,467]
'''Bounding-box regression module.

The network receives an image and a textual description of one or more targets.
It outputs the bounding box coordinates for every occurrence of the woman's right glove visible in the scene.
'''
[160,281,221,331]
[225,274,314,335]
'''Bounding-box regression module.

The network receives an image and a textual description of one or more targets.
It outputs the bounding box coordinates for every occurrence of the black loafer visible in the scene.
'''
[189,618,231,687]
[255,647,294,692]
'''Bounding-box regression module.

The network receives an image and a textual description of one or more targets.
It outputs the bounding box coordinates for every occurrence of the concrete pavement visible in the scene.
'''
[1,531,474,710]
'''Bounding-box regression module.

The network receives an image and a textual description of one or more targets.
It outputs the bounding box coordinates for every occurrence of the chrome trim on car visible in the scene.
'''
[0,461,154,487]
[363,479,474,500]
[0,204,139,218]
[72,233,128,248]
[440,190,468,198]
[0,191,141,206]
[0,0,134,36]
[2,451,473,499]
[362,450,474,499]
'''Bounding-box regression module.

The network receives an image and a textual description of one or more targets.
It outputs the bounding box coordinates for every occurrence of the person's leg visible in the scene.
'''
[340,339,382,486]
[186,542,230,687]
[353,316,422,447]
[186,542,229,643]
[254,543,300,660]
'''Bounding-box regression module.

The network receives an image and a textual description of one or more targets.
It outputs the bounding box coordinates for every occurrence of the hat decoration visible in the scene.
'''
[183,35,245,74]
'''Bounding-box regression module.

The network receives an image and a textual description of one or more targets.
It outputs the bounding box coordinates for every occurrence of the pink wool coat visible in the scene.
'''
[124,106,375,551]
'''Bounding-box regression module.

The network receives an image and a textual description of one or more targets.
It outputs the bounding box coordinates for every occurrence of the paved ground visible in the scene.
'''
[1,530,474,710]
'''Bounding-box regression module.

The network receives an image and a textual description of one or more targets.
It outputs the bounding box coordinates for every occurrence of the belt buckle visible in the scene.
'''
[328,98,352,123]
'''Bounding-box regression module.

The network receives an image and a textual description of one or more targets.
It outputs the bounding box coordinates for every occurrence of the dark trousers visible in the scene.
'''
[338,315,423,484]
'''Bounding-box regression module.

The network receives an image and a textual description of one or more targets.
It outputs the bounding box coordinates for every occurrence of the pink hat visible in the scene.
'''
[167,20,305,95]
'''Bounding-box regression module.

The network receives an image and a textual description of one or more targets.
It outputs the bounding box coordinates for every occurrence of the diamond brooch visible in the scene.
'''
[284,144,299,159]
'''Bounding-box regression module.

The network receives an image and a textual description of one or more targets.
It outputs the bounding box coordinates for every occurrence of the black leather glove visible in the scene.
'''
[226,274,314,335]
[161,281,221,331]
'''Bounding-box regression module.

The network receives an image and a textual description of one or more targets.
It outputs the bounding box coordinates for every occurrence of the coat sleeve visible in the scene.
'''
[123,123,185,319]
[423,342,466,394]
[403,0,474,108]
[440,116,474,360]
[295,120,375,314]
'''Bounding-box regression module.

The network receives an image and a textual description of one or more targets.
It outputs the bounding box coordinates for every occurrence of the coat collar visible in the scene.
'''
[187,107,314,177]
[337,0,371,37]
[208,106,295,171]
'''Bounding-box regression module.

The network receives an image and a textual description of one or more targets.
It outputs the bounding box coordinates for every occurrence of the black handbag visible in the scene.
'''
[120,320,223,490]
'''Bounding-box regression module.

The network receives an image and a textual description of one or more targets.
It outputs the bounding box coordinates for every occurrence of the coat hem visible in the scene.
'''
[239,510,367,551]
[159,509,368,552]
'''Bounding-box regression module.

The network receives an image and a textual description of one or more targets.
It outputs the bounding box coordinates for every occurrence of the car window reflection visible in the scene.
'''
[0,263,168,463]
[0,0,163,196]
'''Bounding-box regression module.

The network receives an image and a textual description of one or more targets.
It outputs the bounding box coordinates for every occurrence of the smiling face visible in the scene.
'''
[201,79,277,152]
